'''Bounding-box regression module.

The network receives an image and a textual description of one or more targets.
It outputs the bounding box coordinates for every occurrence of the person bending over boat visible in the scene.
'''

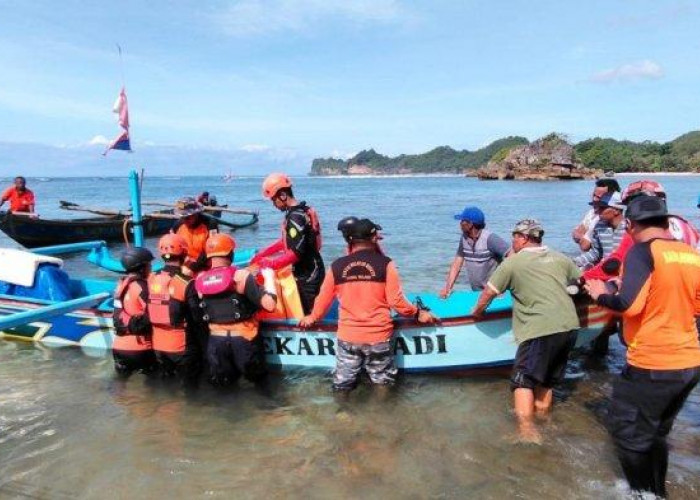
[574,192,627,270]
[583,180,700,282]
[440,206,509,296]
[471,219,581,443]
[0,176,35,214]
[571,178,620,252]
[147,234,208,387]
[299,218,436,393]
[112,247,158,377]
[251,173,324,314]
[584,195,700,498]
[173,197,213,276]
[195,234,277,385]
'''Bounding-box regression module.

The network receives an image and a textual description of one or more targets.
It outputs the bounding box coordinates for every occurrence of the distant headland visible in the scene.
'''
[309,131,700,180]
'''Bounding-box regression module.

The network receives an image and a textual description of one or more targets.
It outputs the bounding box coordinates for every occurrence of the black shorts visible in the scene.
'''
[609,365,700,453]
[511,330,578,390]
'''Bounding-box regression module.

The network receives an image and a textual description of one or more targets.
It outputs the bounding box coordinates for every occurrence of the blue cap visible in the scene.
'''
[453,206,485,225]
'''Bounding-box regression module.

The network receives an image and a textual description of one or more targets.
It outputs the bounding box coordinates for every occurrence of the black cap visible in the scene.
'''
[625,195,668,222]
[337,216,359,234]
[347,218,382,241]
[120,247,154,272]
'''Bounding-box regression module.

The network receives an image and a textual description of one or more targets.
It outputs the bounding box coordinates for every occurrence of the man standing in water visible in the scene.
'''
[440,206,509,296]
[112,248,158,377]
[195,234,278,385]
[299,218,436,393]
[471,219,580,442]
[252,173,324,314]
[585,195,700,498]
[0,176,35,214]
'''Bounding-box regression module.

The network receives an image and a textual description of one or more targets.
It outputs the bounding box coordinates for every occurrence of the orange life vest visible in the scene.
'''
[147,272,189,354]
[112,276,153,352]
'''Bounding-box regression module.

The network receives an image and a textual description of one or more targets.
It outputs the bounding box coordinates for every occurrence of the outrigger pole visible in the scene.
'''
[128,169,144,247]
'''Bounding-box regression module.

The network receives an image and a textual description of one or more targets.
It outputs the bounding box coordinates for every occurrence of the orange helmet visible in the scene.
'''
[262,173,292,199]
[205,233,236,258]
[158,233,188,258]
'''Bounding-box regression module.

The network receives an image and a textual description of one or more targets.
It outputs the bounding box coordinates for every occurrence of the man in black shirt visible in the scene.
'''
[252,173,325,313]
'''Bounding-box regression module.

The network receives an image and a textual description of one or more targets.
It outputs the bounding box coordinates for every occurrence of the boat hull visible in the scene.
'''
[0,289,612,373]
[0,213,173,248]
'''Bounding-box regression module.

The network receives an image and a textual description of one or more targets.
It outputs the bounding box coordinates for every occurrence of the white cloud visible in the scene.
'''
[88,135,110,146]
[214,0,408,37]
[590,60,664,84]
[240,143,270,152]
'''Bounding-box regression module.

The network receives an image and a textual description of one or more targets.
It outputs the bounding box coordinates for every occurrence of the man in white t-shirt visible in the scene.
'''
[571,178,620,251]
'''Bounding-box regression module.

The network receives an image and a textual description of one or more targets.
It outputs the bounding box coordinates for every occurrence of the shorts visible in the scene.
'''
[207,334,267,385]
[609,365,700,453]
[510,330,577,390]
[333,340,397,391]
[113,349,158,376]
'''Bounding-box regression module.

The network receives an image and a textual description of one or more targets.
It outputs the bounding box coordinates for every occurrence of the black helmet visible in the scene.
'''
[337,216,360,241]
[120,247,154,273]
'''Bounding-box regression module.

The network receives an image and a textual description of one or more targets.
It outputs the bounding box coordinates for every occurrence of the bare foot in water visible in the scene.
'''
[516,422,543,445]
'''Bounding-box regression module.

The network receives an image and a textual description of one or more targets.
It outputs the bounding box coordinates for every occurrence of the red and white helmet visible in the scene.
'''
[621,180,666,205]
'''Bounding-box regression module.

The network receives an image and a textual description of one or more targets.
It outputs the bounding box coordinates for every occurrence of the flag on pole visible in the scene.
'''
[103,86,132,155]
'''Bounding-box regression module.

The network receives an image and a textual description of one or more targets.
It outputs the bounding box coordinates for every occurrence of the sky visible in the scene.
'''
[1,0,699,175]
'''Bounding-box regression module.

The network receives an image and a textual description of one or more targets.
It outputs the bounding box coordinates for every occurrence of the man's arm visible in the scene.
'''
[299,271,336,327]
[573,232,602,269]
[586,243,653,316]
[487,233,510,260]
[471,285,498,318]
[440,256,464,298]
[386,262,419,317]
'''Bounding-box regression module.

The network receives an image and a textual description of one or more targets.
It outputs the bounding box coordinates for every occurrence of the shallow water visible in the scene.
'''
[1,175,700,498]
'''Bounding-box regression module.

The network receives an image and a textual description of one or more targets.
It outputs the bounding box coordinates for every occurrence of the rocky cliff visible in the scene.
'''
[477,134,602,180]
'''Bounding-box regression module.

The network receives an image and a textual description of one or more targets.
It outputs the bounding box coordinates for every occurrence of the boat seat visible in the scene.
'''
[0,248,64,287]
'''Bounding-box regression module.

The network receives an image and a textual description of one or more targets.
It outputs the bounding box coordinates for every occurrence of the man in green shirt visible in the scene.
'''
[472,219,581,442]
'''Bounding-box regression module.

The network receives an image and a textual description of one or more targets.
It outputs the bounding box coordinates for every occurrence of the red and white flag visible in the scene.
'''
[104,86,132,155]
[112,87,129,130]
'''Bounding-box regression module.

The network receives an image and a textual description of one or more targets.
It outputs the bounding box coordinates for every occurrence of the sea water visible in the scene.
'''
[1,175,699,498]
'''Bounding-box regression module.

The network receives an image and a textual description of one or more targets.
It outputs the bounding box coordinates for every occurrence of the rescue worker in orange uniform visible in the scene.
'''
[585,195,700,497]
[0,176,35,213]
[299,218,436,392]
[112,247,158,377]
[195,234,278,385]
[252,173,324,314]
[173,197,212,275]
[147,234,208,386]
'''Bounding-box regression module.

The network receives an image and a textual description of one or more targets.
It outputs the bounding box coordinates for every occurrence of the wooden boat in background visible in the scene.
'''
[0,211,174,248]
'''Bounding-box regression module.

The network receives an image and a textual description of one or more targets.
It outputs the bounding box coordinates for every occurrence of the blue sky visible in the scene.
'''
[1,0,699,174]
